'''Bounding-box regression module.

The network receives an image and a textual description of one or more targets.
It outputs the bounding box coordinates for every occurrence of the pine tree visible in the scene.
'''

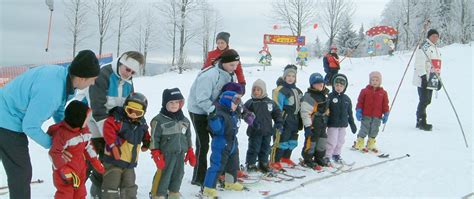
[336,15,358,57]
[353,24,367,57]
[313,37,323,58]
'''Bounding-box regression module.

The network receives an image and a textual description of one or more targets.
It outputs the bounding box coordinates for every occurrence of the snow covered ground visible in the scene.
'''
[1,43,472,198]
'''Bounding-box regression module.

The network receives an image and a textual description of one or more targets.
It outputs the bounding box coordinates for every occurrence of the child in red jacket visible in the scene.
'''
[353,71,389,152]
[48,100,104,199]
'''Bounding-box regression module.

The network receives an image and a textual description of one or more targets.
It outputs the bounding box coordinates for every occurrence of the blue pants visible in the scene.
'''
[246,134,271,165]
[274,129,298,162]
[203,137,239,189]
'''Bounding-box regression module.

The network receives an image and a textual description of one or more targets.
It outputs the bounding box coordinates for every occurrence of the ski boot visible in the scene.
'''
[270,162,283,171]
[258,162,271,173]
[417,118,433,131]
[224,182,244,191]
[246,164,258,173]
[203,187,218,198]
[280,158,296,167]
[168,192,180,199]
[332,155,343,164]
[352,137,365,150]
[366,138,378,153]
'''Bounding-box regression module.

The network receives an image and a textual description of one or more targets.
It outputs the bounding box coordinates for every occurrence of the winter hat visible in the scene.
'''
[251,79,267,99]
[216,32,230,44]
[427,29,439,38]
[162,88,184,107]
[283,64,298,79]
[219,91,239,108]
[309,73,324,86]
[332,74,347,87]
[369,71,382,84]
[219,49,240,63]
[64,100,90,129]
[330,44,337,50]
[221,82,244,95]
[69,50,100,78]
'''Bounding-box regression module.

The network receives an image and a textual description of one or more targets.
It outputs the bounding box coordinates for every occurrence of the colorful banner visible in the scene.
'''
[264,34,305,46]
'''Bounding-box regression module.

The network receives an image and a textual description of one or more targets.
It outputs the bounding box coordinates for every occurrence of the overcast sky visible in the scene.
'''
[0,0,389,66]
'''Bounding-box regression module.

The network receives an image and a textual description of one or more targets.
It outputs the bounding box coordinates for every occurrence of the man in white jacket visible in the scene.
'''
[412,29,441,131]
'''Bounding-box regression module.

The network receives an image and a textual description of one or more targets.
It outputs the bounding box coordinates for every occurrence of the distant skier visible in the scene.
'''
[412,29,441,131]
[323,45,340,86]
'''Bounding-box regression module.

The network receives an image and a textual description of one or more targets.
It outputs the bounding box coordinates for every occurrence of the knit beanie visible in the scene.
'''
[216,32,230,44]
[369,71,382,84]
[221,82,244,95]
[219,49,240,63]
[64,100,90,129]
[283,64,298,80]
[162,88,184,107]
[309,72,324,86]
[69,50,100,78]
[219,91,238,108]
[251,79,267,99]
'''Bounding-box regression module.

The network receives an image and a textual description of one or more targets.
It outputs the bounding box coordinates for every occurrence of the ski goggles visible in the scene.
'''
[125,102,145,117]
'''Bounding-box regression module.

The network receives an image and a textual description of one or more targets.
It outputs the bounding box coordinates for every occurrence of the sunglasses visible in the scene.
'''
[125,106,144,117]
[124,66,136,75]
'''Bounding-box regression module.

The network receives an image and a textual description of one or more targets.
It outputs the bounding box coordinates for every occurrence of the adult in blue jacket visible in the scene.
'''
[0,49,100,199]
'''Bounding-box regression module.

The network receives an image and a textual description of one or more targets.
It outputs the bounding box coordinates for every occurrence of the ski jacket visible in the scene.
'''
[203,48,246,85]
[327,92,355,128]
[74,58,134,138]
[244,97,282,136]
[149,113,192,154]
[188,65,236,115]
[324,53,340,70]
[300,87,330,129]
[103,107,150,169]
[208,105,240,154]
[356,85,389,118]
[413,39,441,87]
[273,83,303,131]
[48,121,98,174]
[0,65,74,149]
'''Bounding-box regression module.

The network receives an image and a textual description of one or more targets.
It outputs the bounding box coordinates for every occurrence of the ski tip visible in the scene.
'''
[406,154,411,157]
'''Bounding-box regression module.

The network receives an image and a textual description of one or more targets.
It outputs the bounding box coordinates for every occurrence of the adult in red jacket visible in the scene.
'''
[203,32,246,87]
[48,100,104,199]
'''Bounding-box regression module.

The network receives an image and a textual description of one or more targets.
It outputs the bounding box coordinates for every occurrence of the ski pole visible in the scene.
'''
[45,0,54,52]
[382,20,430,132]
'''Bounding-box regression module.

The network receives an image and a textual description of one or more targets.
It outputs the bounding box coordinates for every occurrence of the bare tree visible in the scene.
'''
[177,0,200,74]
[157,0,180,66]
[132,7,157,76]
[459,0,473,44]
[321,0,355,47]
[271,0,317,39]
[116,0,134,56]
[64,0,89,57]
[95,0,115,57]
[197,0,221,64]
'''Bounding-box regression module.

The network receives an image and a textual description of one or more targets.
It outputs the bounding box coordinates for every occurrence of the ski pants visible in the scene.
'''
[0,127,32,199]
[302,122,327,163]
[325,127,347,158]
[53,169,87,199]
[324,69,339,85]
[357,116,382,139]
[101,163,137,199]
[203,137,239,189]
[246,134,272,165]
[87,137,105,197]
[150,152,185,197]
[189,112,211,185]
[274,128,298,162]
[416,87,433,121]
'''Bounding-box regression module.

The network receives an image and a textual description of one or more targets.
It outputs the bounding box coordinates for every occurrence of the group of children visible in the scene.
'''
[47,64,389,199]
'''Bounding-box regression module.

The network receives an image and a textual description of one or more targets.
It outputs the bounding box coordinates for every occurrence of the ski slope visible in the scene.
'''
[1,43,472,198]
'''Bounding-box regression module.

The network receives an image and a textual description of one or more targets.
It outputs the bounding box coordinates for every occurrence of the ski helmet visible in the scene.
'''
[124,92,148,113]
[309,73,324,86]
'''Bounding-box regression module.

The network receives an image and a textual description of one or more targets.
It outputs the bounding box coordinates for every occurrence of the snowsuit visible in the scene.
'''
[244,94,282,166]
[48,122,102,199]
[187,64,235,185]
[149,112,192,197]
[300,87,330,165]
[203,48,246,85]
[203,105,240,189]
[74,59,135,196]
[323,53,340,85]
[101,107,150,199]
[272,81,303,162]
[0,65,74,199]
[413,39,442,123]
[356,85,389,139]
[326,76,356,158]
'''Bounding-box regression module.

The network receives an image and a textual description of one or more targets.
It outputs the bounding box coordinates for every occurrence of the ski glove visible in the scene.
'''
[304,126,312,137]
[243,111,256,126]
[382,112,389,124]
[184,147,196,167]
[90,158,105,174]
[59,166,80,189]
[355,108,363,121]
[151,149,165,169]
[350,123,357,134]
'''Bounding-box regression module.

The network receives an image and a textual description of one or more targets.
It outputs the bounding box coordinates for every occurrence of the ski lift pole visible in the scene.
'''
[382,20,430,132]
[45,0,54,52]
